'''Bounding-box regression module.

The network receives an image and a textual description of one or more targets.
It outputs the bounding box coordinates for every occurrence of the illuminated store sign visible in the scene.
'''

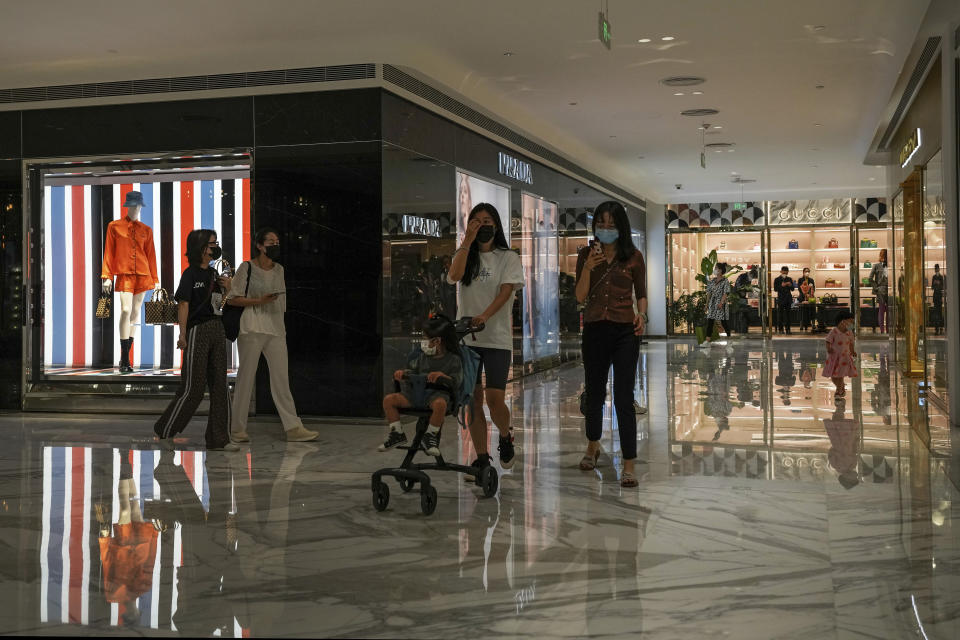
[400,214,441,238]
[899,128,921,168]
[598,11,612,50]
[768,199,852,225]
[498,152,533,185]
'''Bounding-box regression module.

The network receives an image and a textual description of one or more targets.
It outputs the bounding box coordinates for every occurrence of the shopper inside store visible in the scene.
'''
[0,1,958,638]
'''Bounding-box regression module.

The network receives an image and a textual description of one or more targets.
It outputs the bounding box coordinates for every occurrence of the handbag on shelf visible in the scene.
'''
[860,239,870,248]
[752,243,760,250]
[719,241,727,250]
[144,288,178,325]
[870,239,878,248]
[834,263,845,269]
[863,261,872,268]
[827,238,839,248]
[861,277,871,286]
[95,292,111,319]
[788,239,799,249]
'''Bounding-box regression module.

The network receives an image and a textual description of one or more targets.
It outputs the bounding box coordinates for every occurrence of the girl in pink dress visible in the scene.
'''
[823,310,857,398]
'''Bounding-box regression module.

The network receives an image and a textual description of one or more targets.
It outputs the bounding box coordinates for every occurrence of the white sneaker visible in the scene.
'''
[231,431,250,443]
[285,426,319,442]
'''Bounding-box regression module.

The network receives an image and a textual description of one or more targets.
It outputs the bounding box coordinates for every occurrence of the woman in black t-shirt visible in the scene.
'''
[153,229,237,450]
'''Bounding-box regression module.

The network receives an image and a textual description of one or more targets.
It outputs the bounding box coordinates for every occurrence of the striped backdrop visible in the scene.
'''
[43,176,251,370]
[39,446,254,632]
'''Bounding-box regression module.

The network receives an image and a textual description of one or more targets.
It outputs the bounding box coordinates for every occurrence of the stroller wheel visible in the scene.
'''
[420,485,438,516]
[399,477,417,493]
[372,482,390,512]
[479,466,499,498]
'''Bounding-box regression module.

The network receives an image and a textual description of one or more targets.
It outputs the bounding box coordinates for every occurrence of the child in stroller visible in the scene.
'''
[378,315,463,456]
[371,314,494,516]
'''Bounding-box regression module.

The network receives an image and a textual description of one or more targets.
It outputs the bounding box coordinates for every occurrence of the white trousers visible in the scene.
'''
[231,332,303,434]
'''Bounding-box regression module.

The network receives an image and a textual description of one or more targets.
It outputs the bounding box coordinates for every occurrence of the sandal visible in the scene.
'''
[620,471,638,488]
[579,450,600,471]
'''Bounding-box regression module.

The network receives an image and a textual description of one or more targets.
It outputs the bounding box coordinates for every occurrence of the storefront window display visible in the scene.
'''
[518,193,559,363]
[922,150,947,408]
[29,156,251,384]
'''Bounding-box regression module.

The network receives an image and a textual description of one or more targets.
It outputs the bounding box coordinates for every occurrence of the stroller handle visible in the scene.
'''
[454,316,485,339]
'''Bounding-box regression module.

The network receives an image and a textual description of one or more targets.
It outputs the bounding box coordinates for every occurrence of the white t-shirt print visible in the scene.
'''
[449,249,524,351]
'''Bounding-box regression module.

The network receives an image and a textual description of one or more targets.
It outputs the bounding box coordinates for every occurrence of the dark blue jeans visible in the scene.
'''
[581,321,640,460]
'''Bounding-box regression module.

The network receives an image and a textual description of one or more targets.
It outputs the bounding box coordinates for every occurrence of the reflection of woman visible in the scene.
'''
[575,201,647,488]
[95,453,159,627]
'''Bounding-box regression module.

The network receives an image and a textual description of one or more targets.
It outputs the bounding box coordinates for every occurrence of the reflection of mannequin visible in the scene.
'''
[95,452,159,628]
[101,191,159,373]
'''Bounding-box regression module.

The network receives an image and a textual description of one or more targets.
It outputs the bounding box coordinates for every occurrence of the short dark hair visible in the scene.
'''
[185,229,217,267]
[423,314,460,358]
[835,309,854,325]
[253,227,280,258]
[781,266,789,272]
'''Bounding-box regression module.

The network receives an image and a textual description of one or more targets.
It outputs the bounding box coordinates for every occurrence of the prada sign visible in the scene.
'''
[400,214,441,238]
[768,199,852,225]
[498,152,533,185]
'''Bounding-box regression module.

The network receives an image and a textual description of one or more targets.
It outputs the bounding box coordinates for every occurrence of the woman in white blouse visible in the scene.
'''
[226,228,318,442]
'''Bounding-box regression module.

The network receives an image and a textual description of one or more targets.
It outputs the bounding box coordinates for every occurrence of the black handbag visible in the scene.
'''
[144,289,178,325]
[222,262,250,342]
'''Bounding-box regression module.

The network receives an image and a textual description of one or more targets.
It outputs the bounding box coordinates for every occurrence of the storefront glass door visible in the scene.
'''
[854,225,893,336]
[922,150,947,408]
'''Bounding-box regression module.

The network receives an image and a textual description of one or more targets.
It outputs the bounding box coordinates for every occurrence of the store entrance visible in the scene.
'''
[768,226,852,337]
[24,153,252,410]
[853,225,892,337]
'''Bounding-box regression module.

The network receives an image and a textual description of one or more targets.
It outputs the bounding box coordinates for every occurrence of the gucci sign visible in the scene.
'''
[768,199,852,225]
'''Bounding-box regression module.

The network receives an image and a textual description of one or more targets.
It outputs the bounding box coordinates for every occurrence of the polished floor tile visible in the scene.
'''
[0,338,957,638]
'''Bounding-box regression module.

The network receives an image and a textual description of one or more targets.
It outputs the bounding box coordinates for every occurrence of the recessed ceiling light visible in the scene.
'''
[814,123,823,127]
[815,84,825,89]
[609,135,617,138]
[692,90,703,95]
[811,148,819,151]
[638,155,645,159]
[503,52,514,56]
[638,38,651,43]
[714,125,723,129]
[714,149,723,153]
[674,92,685,96]
[813,25,826,31]
[568,102,578,106]
[727,149,735,152]
[868,177,876,181]
[811,165,819,168]
[812,181,818,184]
[661,36,675,41]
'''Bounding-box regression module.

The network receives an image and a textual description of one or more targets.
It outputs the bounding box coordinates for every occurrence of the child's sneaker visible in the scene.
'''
[378,430,407,451]
[422,430,441,457]
[498,430,516,469]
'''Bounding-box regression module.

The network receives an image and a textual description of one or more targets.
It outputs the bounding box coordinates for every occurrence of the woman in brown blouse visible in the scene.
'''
[575,201,647,487]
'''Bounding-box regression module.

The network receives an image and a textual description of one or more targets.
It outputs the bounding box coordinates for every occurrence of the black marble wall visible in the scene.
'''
[253,142,382,416]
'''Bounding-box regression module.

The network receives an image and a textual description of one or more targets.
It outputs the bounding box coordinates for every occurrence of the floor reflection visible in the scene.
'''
[3,338,958,638]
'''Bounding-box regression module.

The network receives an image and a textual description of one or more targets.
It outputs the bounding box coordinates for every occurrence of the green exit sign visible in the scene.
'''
[598,12,611,50]
[733,202,745,210]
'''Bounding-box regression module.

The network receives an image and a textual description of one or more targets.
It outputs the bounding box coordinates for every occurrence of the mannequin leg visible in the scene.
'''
[117,290,146,371]
[118,292,134,340]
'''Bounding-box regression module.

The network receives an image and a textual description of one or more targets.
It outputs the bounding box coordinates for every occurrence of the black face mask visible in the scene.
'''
[208,245,222,260]
[264,245,281,261]
[476,225,496,243]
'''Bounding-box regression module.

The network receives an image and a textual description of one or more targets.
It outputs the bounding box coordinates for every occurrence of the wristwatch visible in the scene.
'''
[638,312,648,322]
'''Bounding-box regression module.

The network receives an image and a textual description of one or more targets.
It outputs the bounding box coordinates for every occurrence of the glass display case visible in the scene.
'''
[922,150,946,409]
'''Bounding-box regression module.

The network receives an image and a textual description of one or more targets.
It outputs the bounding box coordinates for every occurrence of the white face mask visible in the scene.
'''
[421,339,438,356]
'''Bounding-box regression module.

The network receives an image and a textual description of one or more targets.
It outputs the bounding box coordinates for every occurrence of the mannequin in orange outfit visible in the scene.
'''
[101,191,160,373]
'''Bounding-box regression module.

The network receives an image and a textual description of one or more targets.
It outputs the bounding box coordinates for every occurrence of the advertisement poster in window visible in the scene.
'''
[455,170,510,246]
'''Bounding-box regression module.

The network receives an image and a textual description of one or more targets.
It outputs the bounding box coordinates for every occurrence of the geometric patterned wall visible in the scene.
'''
[667,202,765,228]
[853,197,889,223]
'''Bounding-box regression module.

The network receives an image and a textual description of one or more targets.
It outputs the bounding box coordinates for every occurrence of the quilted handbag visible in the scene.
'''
[828,238,839,248]
[144,288,178,325]
[95,293,111,319]
[860,239,870,248]
[863,261,871,268]
[870,239,878,248]
[788,239,799,249]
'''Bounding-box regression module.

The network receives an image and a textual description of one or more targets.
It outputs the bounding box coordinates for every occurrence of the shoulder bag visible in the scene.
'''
[222,261,250,342]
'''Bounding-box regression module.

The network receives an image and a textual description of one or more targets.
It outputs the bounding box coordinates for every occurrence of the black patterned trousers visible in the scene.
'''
[154,318,232,448]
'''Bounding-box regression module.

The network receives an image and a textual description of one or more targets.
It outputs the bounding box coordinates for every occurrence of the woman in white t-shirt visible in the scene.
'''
[225,228,318,443]
[447,203,524,476]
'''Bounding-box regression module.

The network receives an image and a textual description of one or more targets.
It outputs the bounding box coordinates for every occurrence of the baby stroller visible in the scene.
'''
[371,316,498,516]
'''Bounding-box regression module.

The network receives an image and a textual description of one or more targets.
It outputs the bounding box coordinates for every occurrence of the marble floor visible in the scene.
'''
[0,338,958,638]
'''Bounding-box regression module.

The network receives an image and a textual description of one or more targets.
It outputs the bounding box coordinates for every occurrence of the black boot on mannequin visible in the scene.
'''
[119,338,133,374]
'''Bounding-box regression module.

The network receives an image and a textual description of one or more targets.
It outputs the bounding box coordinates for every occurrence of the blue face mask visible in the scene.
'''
[596,229,619,245]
